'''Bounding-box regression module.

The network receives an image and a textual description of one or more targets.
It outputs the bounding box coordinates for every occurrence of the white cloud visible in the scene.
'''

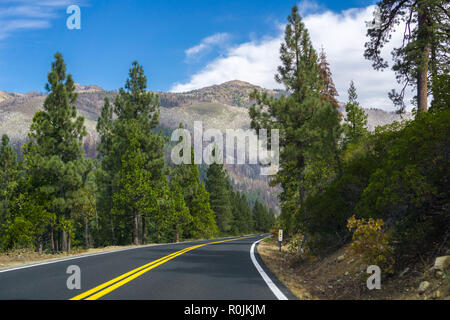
[171,4,414,112]
[172,36,281,92]
[0,0,87,40]
[298,0,326,15]
[185,33,231,60]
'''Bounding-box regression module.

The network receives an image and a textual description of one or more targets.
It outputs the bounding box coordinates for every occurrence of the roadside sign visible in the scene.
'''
[278,229,283,252]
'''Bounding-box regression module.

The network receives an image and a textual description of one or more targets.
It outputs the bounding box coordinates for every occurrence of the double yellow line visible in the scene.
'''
[70,236,252,300]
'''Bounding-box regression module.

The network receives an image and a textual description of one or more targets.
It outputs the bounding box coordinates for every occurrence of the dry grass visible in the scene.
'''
[257,238,316,300]
[0,244,152,270]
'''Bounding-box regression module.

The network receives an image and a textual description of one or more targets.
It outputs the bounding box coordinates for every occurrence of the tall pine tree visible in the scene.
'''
[171,147,218,239]
[96,61,165,245]
[0,135,20,248]
[205,163,233,234]
[23,52,87,252]
[249,6,343,236]
[364,0,449,113]
[318,47,339,109]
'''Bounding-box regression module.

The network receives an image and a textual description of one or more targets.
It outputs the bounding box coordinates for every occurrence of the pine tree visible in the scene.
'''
[230,189,253,235]
[96,61,165,245]
[71,159,96,248]
[95,97,116,245]
[0,135,19,214]
[206,163,233,234]
[252,201,274,233]
[23,52,87,252]
[344,81,368,144]
[171,147,218,239]
[0,135,20,245]
[250,5,321,205]
[430,70,450,113]
[167,179,191,242]
[249,5,343,227]
[318,47,339,109]
[364,0,449,113]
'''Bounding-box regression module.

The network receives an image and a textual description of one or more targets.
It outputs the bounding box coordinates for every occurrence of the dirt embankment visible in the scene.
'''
[257,238,450,300]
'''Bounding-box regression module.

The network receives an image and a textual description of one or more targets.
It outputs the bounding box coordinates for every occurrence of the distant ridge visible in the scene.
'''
[74,83,104,93]
[0,80,413,213]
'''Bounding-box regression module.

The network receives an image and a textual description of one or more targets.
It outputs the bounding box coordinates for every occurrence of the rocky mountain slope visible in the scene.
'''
[0,81,413,212]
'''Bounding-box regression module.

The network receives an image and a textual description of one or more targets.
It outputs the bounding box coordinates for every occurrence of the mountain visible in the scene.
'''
[0,81,413,213]
[158,80,282,108]
[74,83,104,93]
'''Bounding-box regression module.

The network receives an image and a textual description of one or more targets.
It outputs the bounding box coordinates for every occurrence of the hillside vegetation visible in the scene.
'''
[249,4,449,300]
[0,80,412,213]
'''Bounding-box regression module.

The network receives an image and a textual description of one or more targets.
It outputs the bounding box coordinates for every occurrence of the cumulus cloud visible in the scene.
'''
[171,4,413,112]
[172,36,282,92]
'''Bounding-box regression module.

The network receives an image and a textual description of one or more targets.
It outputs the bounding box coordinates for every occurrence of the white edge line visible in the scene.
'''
[0,234,257,274]
[250,236,288,300]
[0,244,159,273]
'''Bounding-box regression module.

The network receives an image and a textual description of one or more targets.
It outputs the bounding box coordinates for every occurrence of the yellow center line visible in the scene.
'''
[70,235,253,300]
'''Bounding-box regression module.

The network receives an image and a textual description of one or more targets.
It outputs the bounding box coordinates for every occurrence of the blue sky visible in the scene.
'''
[0,0,413,111]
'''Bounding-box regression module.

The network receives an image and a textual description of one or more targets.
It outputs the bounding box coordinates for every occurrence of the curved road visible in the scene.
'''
[0,234,296,300]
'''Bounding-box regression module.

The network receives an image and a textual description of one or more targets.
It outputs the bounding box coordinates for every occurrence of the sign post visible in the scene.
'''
[278,229,283,252]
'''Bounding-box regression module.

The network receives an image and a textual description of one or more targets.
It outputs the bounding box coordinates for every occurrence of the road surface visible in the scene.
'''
[0,234,295,300]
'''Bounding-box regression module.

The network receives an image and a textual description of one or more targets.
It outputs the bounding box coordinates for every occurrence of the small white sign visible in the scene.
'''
[278,229,283,242]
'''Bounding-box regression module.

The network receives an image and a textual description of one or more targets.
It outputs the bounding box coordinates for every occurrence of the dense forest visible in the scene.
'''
[249,3,449,272]
[0,55,275,253]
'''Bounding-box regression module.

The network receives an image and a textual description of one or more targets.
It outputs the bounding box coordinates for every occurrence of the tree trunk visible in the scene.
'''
[417,3,430,113]
[417,45,429,113]
[68,231,71,254]
[109,186,115,244]
[51,228,55,254]
[85,218,89,248]
[133,211,139,245]
[176,224,180,243]
[142,216,146,244]
[36,239,43,254]
[55,231,59,252]
[62,230,67,252]
[110,215,115,245]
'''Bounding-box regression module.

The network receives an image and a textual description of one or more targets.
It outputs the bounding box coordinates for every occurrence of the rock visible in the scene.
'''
[436,271,444,278]
[336,255,345,262]
[344,272,350,276]
[17,254,24,260]
[433,256,450,272]
[431,290,441,299]
[347,258,355,265]
[399,267,410,278]
[418,281,430,294]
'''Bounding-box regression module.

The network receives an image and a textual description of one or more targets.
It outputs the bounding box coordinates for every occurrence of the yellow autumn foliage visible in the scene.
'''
[347,215,394,274]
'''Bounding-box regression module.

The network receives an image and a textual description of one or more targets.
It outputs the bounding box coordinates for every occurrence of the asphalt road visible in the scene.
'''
[0,234,296,300]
